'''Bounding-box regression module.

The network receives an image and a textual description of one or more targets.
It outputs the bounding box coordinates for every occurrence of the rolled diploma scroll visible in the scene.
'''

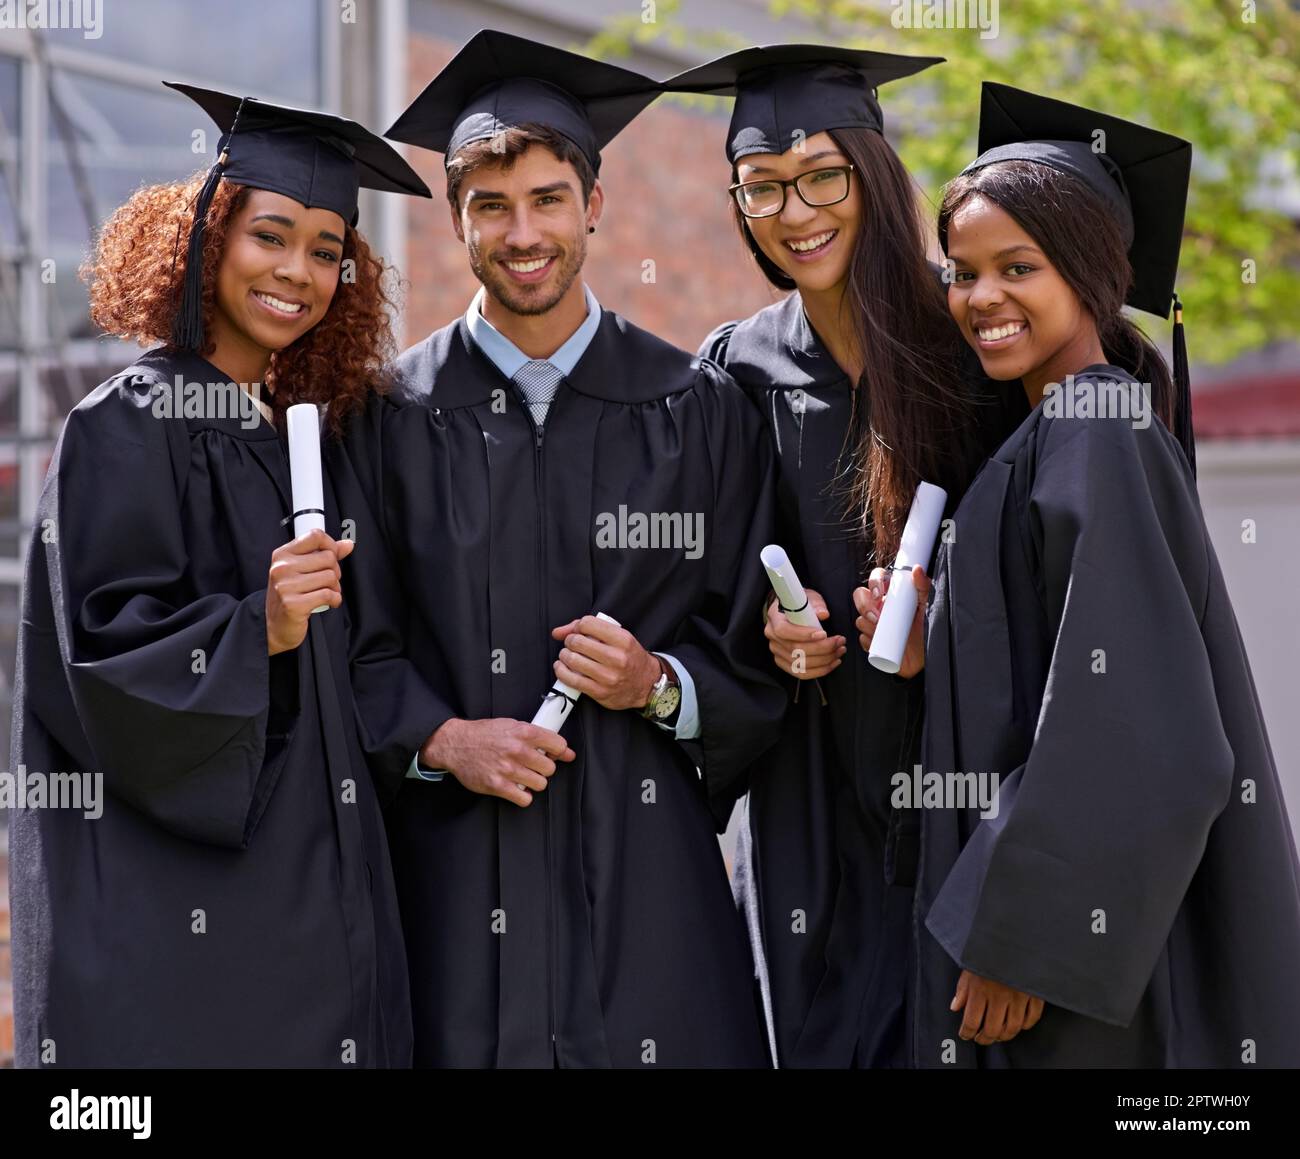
[531,611,622,731]
[760,545,821,629]
[286,402,330,614]
[868,481,947,674]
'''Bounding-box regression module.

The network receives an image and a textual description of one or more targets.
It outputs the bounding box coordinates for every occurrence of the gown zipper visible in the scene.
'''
[530,408,558,1059]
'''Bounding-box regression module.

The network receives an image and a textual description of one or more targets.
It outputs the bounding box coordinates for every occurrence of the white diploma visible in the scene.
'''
[286,402,329,613]
[760,544,820,629]
[531,611,621,732]
[868,481,947,674]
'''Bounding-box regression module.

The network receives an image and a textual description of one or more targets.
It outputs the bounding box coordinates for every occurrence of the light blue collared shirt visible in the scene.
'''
[409,284,699,781]
[465,283,602,380]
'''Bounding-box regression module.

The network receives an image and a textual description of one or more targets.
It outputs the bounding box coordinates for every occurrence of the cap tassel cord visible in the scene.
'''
[1171,291,1196,478]
[172,99,247,351]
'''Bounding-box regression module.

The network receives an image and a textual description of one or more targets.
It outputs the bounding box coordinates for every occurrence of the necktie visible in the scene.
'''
[512,360,564,429]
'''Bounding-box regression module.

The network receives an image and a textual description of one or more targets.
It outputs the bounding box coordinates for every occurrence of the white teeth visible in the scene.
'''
[786,230,836,253]
[977,322,1026,341]
[253,291,305,315]
[504,257,551,272]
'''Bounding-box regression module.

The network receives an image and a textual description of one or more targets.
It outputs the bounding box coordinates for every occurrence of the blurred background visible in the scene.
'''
[0,0,1297,1065]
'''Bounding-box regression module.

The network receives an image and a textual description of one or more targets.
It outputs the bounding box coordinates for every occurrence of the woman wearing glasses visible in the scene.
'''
[665,48,1008,1068]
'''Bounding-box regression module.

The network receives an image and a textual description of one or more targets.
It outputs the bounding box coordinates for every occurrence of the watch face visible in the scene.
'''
[654,682,682,720]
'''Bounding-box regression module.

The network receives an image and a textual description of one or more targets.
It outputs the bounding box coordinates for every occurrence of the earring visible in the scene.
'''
[588,225,596,234]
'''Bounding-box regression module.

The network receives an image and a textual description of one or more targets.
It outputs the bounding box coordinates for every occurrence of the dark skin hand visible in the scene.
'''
[266,528,354,655]
[952,969,1046,1045]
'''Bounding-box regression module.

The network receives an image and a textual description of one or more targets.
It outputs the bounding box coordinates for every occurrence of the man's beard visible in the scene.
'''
[471,234,587,317]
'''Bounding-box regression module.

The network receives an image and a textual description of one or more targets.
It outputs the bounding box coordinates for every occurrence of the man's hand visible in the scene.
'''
[951,969,1045,1045]
[550,615,660,711]
[266,529,355,655]
[763,588,844,679]
[853,565,929,678]
[420,718,575,808]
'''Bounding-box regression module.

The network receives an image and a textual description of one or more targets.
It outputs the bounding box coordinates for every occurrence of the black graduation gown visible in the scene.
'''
[912,364,1300,1068]
[8,349,412,1068]
[701,294,927,1068]
[329,309,785,1068]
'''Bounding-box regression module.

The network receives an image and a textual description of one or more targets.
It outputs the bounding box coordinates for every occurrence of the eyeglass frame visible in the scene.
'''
[728,164,857,219]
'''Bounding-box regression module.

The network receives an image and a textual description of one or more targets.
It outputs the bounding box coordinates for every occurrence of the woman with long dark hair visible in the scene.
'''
[8,85,433,1066]
[863,84,1300,1066]
[665,47,1009,1068]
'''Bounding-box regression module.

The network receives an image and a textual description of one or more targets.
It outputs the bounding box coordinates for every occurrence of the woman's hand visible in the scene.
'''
[950,969,1045,1045]
[853,564,929,678]
[266,528,355,655]
[764,588,845,679]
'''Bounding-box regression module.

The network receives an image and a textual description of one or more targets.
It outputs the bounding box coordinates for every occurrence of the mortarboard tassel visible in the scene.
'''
[170,153,226,351]
[172,99,247,351]
[1171,291,1196,478]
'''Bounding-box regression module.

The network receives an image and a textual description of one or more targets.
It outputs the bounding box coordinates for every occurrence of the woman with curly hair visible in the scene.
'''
[8,84,434,1067]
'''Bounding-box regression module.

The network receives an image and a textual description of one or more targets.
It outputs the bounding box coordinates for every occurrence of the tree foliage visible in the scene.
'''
[586,0,1300,364]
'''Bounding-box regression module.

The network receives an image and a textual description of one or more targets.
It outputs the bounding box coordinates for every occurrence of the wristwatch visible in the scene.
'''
[641,654,682,726]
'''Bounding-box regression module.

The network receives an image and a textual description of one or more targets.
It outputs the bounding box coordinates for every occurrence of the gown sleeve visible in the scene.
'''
[328,391,459,804]
[664,361,786,825]
[924,409,1234,1027]
[34,376,294,848]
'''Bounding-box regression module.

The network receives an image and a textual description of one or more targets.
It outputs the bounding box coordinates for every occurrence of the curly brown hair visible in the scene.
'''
[81,170,398,437]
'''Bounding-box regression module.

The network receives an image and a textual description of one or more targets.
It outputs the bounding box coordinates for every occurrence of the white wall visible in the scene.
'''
[1197,439,1300,849]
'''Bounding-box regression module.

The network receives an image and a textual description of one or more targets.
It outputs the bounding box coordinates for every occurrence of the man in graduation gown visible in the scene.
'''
[331,31,783,1067]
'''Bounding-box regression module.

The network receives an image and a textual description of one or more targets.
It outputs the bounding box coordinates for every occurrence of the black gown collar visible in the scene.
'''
[993,361,1137,461]
[415,310,702,410]
[131,348,280,442]
[728,292,850,391]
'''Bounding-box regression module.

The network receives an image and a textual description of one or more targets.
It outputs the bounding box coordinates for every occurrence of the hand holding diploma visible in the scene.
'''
[421,611,627,807]
[764,589,844,679]
[551,614,662,711]
[534,612,622,730]
[854,564,930,679]
[760,544,844,680]
[266,529,354,655]
[862,481,945,676]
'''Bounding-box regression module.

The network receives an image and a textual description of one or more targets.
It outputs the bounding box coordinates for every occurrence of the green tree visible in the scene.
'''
[587,0,1300,365]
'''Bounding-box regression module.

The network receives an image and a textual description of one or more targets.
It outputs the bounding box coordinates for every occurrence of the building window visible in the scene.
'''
[0,1,328,770]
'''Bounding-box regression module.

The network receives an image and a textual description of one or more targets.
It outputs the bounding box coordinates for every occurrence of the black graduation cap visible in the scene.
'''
[962,82,1191,320]
[386,29,661,172]
[164,82,432,352]
[662,44,944,163]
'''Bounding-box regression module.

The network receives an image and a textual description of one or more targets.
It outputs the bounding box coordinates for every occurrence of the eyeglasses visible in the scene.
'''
[729,165,855,219]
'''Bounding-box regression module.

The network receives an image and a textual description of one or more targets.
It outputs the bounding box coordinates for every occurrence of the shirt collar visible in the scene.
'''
[464,283,602,380]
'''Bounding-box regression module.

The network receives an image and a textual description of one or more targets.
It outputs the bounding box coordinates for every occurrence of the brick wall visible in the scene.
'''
[403,36,782,354]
